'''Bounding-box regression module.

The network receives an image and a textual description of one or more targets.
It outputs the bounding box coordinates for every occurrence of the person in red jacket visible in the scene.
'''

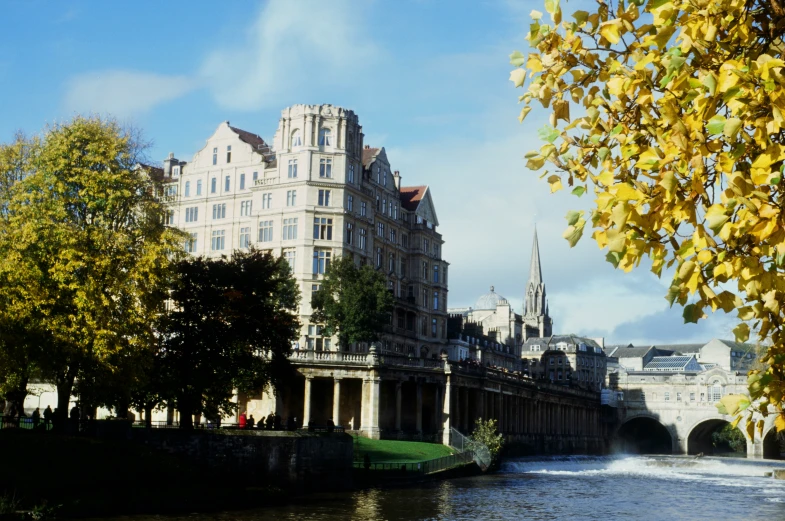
[239,412,247,429]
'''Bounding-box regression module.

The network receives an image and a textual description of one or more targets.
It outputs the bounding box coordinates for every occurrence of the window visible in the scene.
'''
[284,250,295,270]
[389,253,395,272]
[531,345,541,352]
[185,181,190,197]
[212,203,226,220]
[185,207,199,223]
[690,392,696,401]
[197,179,202,196]
[287,190,297,207]
[346,222,354,245]
[360,201,367,216]
[433,265,439,283]
[382,199,387,215]
[211,177,217,194]
[211,230,225,250]
[348,164,355,184]
[383,171,387,187]
[312,284,321,293]
[434,243,440,257]
[390,228,397,243]
[239,227,251,248]
[376,247,382,268]
[291,129,302,147]
[212,147,217,165]
[676,392,682,402]
[164,210,175,225]
[711,383,722,402]
[164,185,177,197]
[185,233,197,253]
[282,218,298,240]
[288,159,298,178]
[432,318,437,336]
[226,145,232,163]
[318,190,331,206]
[252,171,258,183]
[422,261,428,279]
[433,291,439,310]
[377,222,384,237]
[314,217,333,240]
[347,195,353,212]
[240,200,253,216]
[225,175,230,192]
[664,392,670,401]
[424,239,430,253]
[393,204,398,220]
[240,173,246,190]
[259,220,273,242]
[262,193,272,209]
[640,391,646,400]
[400,256,406,277]
[313,249,331,274]
[320,158,332,178]
[318,128,332,146]
[402,234,408,247]
[359,228,367,250]
[376,195,380,211]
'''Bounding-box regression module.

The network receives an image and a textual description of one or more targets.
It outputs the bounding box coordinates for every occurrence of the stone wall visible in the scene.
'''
[132,430,353,490]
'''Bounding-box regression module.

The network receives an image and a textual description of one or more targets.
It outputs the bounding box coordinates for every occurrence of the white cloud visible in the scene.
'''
[63,70,195,118]
[199,0,377,110]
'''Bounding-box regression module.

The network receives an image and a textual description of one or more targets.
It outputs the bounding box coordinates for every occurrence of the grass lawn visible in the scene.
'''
[354,436,455,464]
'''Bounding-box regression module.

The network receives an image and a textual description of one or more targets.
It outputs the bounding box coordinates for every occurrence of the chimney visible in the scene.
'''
[364,144,370,149]
[393,170,401,189]
[163,152,176,177]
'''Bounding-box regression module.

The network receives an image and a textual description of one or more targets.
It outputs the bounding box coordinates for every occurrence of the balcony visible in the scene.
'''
[254,177,278,186]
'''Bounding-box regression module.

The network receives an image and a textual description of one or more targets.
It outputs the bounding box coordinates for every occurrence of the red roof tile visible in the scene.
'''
[399,185,427,211]
[362,147,380,168]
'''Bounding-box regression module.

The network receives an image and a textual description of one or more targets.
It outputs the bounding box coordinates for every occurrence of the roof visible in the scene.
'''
[613,345,656,359]
[651,343,703,355]
[362,147,380,168]
[400,185,427,211]
[229,125,269,151]
[523,334,604,353]
[137,162,167,182]
[474,286,507,310]
[644,355,700,371]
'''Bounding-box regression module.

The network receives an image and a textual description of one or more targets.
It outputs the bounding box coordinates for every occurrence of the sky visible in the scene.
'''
[0,0,736,345]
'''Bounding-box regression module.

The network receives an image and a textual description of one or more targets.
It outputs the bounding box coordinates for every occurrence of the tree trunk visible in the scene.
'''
[4,375,29,418]
[144,404,153,429]
[55,367,77,433]
[179,404,194,429]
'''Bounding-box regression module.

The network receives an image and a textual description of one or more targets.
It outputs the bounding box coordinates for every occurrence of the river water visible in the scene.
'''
[118,456,785,520]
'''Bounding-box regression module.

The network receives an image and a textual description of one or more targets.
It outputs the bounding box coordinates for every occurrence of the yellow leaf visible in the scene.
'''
[599,20,623,44]
[705,204,730,233]
[547,175,563,192]
[775,414,785,432]
[719,394,751,416]
[615,184,642,201]
[510,69,526,88]
[608,77,626,96]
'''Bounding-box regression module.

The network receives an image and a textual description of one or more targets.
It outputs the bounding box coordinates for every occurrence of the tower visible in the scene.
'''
[523,227,552,339]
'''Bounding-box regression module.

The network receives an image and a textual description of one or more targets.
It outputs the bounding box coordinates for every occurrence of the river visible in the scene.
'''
[108,456,785,520]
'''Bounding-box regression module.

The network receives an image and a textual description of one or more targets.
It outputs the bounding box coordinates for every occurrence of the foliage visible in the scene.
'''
[469,418,504,467]
[511,0,785,434]
[0,117,183,423]
[159,248,300,428]
[311,256,394,350]
[711,423,747,453]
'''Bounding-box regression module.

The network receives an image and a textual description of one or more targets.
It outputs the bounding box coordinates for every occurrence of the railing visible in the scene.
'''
[254,177,278,186]
[379,353,444,369]
[0,416,52,431]
[288,350,369,364]
[449,427,491,470]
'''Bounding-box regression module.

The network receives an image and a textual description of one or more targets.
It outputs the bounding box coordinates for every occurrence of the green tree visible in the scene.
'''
[311,256,394,351]
[0,117,183,427]
[469,418,504,470]
[511,0,785,436]
[159,249,300,429]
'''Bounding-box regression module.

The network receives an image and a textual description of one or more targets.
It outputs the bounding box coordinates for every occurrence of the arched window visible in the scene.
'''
[318,128,332,146]
[291,129,302,148]
[711,382,723,402]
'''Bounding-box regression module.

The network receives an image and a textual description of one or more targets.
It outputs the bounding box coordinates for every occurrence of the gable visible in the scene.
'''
[415,187,439,226]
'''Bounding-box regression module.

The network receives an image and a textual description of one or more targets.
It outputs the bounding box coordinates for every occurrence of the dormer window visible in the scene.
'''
[291,129,302,148]
[212,148,217,165]
[172,166,180,177]
[318,128,332,146]
[226,145,232,163]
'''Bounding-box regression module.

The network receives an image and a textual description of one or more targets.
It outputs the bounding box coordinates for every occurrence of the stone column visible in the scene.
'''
[454,387,461,432]
[360,376,381,439]
[303,376,313,428]
[332,378,342,427]
[498,393,505,433]
[477,390,485,423]
[395,381,402,431]
[434,385,442,432]
[416,381,423,433]
[442,377,452,445]
[462,387,469,431]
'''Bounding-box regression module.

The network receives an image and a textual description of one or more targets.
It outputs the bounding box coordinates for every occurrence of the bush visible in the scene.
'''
[469,419,504,470]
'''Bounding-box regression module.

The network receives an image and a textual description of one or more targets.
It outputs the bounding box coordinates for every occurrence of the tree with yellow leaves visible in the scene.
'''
[510,0,785,437]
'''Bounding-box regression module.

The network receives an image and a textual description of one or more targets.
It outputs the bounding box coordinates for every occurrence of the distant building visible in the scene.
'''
[522,334,607,391]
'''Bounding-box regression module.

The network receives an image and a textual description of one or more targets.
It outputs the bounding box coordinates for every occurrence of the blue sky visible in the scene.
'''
[0,0,735,345]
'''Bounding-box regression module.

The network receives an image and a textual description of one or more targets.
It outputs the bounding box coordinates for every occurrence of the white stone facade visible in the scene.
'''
[151,104,449,357]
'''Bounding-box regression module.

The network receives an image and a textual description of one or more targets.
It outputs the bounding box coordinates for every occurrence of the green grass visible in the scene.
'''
[354,437,454,464]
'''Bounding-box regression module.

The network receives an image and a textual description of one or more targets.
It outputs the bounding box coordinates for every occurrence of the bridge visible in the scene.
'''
[613,366,782,459]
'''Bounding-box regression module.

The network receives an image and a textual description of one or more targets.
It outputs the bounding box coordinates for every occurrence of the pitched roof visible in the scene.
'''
[651,343,703,355]
[614,345,656,358]
[229,125,269,151]
[645,355,697,370]
[400,185,427,211]
[522,334,603,352]
[362,147,380,168]
[137,162,167,182]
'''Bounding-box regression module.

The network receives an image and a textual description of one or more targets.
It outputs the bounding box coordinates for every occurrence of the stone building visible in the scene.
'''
[521,335,607,391]
[147,104,449,358]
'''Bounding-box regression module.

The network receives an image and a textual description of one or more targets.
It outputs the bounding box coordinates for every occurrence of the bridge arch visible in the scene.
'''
[763,425,785,460]
[686,418,745,456]
[615,415,673,454]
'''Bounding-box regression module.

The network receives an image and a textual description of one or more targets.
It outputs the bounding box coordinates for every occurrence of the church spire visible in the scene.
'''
[529,226,543,286]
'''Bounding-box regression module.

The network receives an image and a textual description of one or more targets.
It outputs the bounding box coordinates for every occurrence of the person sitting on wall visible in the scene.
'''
[327,418,335,433]
[265,413,274,430]
[31,407,41,429]
[43,405,53,429]
[239,411,247,429]
[257,417,265,429]
[274,412,282,430]
[248,414,255,429]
